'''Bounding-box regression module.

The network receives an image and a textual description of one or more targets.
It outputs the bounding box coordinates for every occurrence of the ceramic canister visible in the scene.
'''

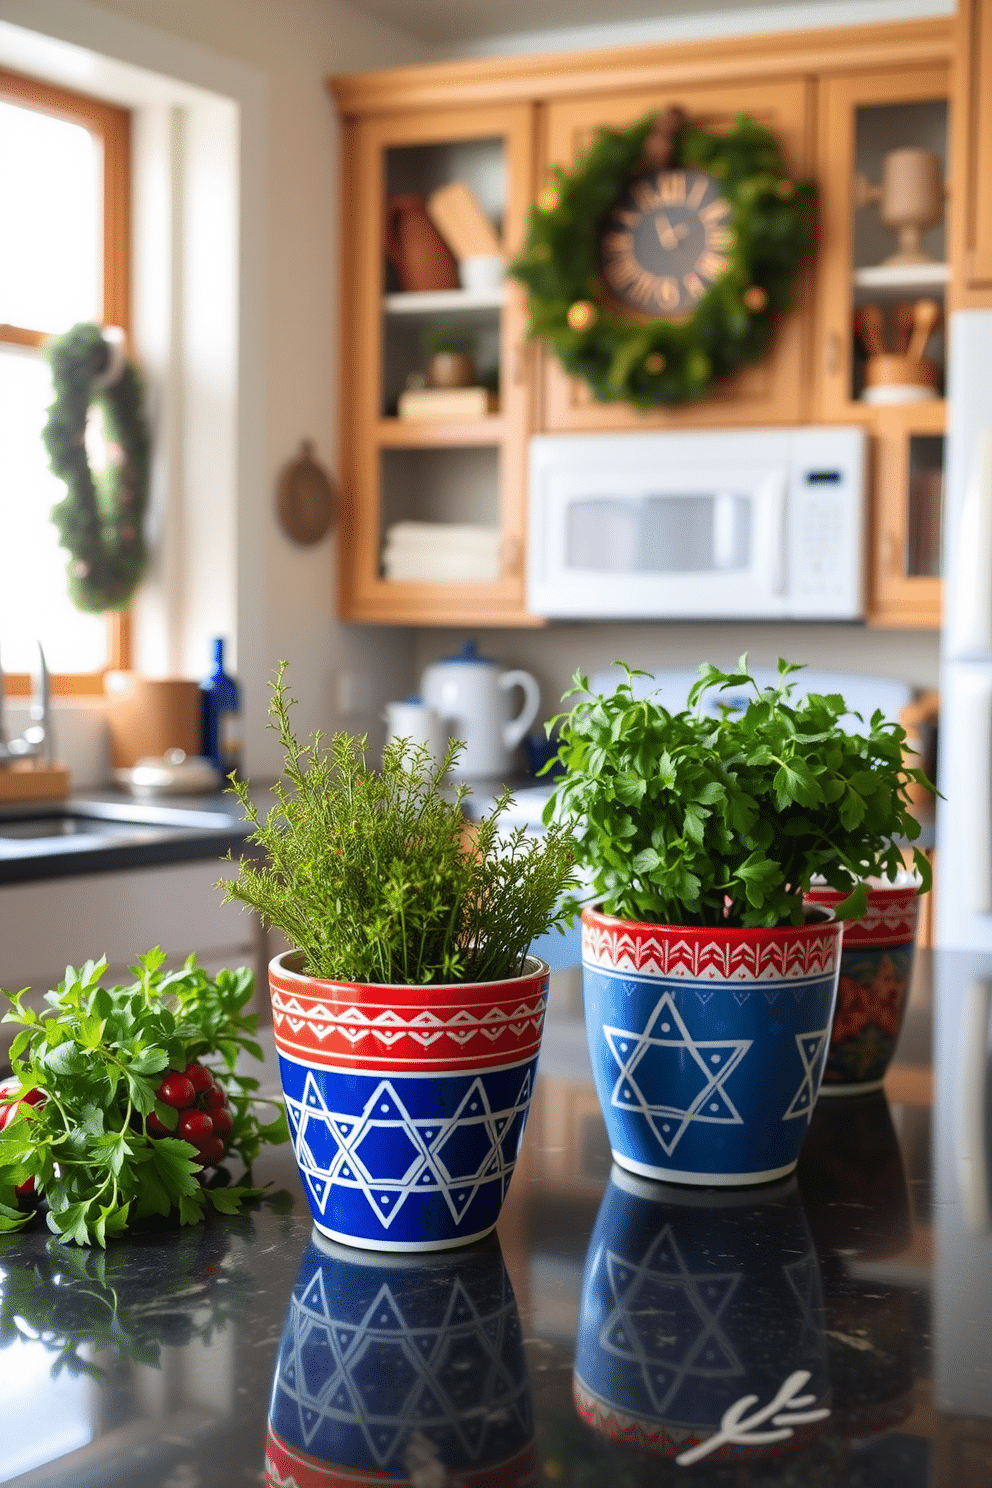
[268,951,549,1252]
[266,1233,536,1488]
[581,907,842,1186]
[573,1167,829,1465]
[804,880,921,1094]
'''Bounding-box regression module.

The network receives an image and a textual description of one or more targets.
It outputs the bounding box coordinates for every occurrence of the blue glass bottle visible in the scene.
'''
[200,637,241,776]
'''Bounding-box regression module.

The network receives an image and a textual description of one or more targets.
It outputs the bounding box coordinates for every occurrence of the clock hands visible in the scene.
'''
[655,212,690,251]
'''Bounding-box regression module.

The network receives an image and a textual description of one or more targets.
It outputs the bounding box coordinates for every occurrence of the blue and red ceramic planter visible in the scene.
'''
[581,906,843,1187]
[268,950,549,1252]
[804,880,921,1094]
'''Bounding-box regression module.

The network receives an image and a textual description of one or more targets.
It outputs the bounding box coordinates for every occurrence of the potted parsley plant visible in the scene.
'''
[544,658,933,1188]
[221,665,576,1252]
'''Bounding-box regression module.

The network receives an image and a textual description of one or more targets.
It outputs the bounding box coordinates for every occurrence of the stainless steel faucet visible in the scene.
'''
[0,642,52,766]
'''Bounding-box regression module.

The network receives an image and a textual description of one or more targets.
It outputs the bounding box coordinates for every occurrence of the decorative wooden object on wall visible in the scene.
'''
[276,440,336,547]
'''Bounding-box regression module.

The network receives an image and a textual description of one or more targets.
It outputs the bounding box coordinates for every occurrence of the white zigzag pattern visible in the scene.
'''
[271,992,545,1049]
[276,1264,528,1466]
[582,924,838,982]
[285,1070,533,1229]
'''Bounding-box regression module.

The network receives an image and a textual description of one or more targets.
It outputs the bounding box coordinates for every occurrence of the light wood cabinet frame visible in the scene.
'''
[950,0,992,304]
[537,77,815,433]
[813,64,950,424]
[868,401,944,628]
[338,101,542,626]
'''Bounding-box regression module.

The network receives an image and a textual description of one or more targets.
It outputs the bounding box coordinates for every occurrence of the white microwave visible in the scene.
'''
[527,426,866,620]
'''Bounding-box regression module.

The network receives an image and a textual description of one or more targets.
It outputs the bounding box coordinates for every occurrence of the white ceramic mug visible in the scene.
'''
[384,697,444,763]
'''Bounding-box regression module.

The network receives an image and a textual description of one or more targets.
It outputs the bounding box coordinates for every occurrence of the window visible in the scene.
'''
[0,67,131,694]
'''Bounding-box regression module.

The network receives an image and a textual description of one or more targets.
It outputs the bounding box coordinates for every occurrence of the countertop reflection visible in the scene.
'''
[2,948,991,1486]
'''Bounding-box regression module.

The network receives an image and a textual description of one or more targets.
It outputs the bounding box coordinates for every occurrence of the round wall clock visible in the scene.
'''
[598,167,734,318]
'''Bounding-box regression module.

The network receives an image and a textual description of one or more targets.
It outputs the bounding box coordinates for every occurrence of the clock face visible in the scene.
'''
[598,167,735,319]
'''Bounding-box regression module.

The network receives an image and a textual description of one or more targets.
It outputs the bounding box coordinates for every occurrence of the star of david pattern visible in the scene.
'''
[782,1028,829,1121]
[599,1226,744,1417]
[284,1069,533,1230]
[275,1264,531,1468]
[604,989,751,1155]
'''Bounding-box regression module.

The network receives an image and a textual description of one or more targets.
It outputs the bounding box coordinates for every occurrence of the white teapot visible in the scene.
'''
[421,642,540,780]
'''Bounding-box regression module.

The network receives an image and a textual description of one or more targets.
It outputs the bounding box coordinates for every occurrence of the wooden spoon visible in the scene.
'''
[907,298,941,361]
[892,301,916,355]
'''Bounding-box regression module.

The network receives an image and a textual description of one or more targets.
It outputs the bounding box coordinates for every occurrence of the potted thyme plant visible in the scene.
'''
[544,658,933,1188]
[221,665,576,1252]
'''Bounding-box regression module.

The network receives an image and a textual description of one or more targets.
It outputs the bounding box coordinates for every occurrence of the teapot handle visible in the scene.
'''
[500,670,541,751]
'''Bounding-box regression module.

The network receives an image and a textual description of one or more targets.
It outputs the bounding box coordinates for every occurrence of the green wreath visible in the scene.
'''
[509,112,815,409]
[41,322,151,614]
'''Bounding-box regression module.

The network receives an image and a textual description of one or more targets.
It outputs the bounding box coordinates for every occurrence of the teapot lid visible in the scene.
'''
[439,641,494,667]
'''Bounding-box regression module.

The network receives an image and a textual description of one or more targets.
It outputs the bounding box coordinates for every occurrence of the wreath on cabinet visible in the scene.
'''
[41,321,151,614]
[508,107,816,409]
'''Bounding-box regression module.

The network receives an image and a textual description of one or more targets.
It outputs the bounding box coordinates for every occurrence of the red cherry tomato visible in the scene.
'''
[157,1073,197,1109]
[184,1062,214,1095]
[199,1137,226,1168]
[211,1107,233,1140]
[177,1109,214,1146]
[147,1111,172,1138]
[204,1083,228,1113]
[15,1176,35,1198]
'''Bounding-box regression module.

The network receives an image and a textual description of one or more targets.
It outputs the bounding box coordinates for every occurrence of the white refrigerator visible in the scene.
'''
[937,310,992,949]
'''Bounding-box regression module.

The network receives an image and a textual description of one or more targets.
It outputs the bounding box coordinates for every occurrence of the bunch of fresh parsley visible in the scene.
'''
[545,658,935,929]
[0,950,288,1247]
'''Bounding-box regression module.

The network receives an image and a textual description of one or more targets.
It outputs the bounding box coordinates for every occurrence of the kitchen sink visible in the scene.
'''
[0,798,246,877]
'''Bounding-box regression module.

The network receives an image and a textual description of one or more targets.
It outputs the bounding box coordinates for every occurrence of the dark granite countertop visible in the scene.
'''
[0,785,272,887]
[1,947,990,1486]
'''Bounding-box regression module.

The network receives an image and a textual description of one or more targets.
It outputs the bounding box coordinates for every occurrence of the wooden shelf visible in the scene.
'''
[376,415,506,447]
[853,262,950,290]
[383,288,505,315]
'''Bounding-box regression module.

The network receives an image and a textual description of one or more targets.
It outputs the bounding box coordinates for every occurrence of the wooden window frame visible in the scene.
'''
[0,66,132,695]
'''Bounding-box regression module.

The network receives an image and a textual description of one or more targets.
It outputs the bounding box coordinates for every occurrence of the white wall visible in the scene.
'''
[0,0,427,774]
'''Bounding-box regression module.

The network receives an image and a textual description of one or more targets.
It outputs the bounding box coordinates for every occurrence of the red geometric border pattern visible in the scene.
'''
[572,1377,826,1463]
[268,955,549,1073]
[264,1425,540,1488]
[805,884,921,948]
[580,909,841,982]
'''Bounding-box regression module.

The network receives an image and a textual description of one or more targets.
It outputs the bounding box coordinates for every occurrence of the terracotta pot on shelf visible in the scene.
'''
[384,194,459,292]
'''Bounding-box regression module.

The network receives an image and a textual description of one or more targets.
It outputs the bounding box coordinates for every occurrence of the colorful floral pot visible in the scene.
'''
[581,908,842,1186]
[804,881,921,1094]
[265,1232,535,1488]
[268,951,549,1252]
[573,1167,829,1464]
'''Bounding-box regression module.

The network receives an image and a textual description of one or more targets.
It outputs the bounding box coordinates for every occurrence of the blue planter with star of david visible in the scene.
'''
[269,952,550,1253]
[581,909,842,1187]
[267,1232,536,1485]
[573,1167,829,1462]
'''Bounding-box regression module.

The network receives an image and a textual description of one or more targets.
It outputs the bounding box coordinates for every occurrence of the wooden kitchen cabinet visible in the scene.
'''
[868,400,944,627]
[330,18,953,630]
[950,0,992,305]
[332,97,541,627]
[812,62,949,627]
[538,78,815,433]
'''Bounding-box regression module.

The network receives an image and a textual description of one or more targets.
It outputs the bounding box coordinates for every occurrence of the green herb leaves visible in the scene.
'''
[221,664,578,984]
[546,658,935,929]
[0,951,288,1246]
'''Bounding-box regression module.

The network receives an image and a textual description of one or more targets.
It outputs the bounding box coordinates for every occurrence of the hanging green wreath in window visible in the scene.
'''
[41,321,151,614]
[509,108,815,409]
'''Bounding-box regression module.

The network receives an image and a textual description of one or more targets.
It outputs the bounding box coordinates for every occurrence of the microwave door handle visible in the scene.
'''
[765,470,788,595]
